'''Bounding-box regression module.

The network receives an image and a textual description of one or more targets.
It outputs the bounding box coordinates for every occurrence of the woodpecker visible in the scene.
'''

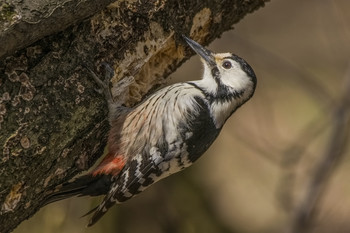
[43,36,257,226]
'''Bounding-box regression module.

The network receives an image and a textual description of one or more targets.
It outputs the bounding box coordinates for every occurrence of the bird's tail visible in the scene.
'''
[42,174,112,206]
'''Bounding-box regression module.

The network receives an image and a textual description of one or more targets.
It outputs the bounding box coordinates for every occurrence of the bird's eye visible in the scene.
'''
[222,61,232,69]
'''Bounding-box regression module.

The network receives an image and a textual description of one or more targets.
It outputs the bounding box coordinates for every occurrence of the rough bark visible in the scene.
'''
[0,0,268,232]
[0,0,115,59]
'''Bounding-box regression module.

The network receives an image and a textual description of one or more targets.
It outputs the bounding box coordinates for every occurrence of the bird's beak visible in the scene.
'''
[183,35,216,67]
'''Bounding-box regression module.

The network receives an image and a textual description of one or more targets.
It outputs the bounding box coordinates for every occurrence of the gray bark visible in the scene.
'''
[0,0,268,232]
[0,0,115,59]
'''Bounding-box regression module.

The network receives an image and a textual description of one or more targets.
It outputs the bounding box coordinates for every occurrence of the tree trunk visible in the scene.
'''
[0,0,268,232]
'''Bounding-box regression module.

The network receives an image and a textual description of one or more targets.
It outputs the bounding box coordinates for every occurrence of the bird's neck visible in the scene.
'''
[190,73,255,128]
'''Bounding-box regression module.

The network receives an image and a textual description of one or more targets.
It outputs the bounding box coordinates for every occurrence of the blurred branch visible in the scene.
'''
[276,114,329,211]
[234,130,280,163]
[230,36,350,218]
[233,34,334,107]
[286,63,350,233]
[231,34,336,166]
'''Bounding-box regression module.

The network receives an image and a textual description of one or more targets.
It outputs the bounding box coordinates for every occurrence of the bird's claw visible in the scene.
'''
[84,62,114,103]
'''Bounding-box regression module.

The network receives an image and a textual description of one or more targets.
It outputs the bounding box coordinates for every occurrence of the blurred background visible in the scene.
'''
[14,0,350,232]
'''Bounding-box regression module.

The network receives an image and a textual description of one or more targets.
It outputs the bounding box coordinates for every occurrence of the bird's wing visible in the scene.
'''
[86,84,199,226]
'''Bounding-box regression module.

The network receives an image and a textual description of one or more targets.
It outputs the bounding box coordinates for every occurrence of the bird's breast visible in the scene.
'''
[181,96,221,162]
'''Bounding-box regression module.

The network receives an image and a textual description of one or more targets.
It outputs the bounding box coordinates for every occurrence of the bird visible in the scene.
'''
[42,35,257,226]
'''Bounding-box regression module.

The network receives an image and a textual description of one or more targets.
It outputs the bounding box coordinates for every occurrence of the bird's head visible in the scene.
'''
[183,36,257,101]
[183,36,257,127]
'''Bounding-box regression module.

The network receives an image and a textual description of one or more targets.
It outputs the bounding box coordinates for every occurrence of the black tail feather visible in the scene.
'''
[81,206,99,218]
[42,174,112,206]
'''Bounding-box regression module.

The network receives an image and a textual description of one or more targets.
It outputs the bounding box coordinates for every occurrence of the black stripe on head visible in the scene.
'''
[210,68,245,104]
[211,66,220,79]
[230,54,257,86]
[215,84,244,104]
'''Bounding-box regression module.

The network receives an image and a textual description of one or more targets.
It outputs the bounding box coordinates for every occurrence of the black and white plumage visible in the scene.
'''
[43,36,257,226]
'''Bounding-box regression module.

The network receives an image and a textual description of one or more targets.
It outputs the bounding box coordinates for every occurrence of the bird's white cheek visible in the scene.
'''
[220,70,251,91]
